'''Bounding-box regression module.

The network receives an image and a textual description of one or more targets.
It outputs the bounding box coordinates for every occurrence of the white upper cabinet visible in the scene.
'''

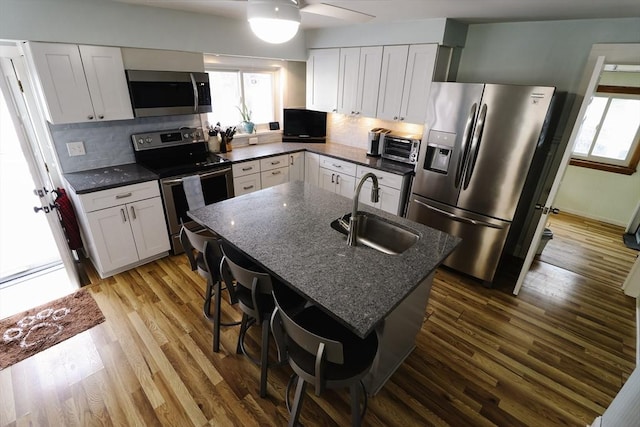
[24,42,133,124]
[306,48,340,113]
[376,44,439,124]
[376,45,410,122]
[337,46,383,117]
[399,44,439,125]
[356,46,383,118]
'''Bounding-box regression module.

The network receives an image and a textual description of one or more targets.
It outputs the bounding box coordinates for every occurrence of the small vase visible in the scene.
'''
[241,121,255,134]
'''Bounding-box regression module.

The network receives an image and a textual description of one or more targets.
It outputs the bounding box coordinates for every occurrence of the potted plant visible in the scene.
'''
[237,99,255,134]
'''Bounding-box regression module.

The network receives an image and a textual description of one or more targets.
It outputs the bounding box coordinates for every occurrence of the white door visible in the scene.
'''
[87,205,138,273]
[0,50,80,287]
[513,43,640,294]
[356,46,383,118]
[376,45,409,121]
[289,152,305,182]
[337,47,360,115]
[306,49,339,113]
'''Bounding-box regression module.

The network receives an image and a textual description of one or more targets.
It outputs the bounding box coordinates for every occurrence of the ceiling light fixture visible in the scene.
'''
[247,0,301,44]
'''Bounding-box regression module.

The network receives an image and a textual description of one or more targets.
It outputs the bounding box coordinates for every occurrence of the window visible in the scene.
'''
[570,87,640,175]
[206,70,276,133]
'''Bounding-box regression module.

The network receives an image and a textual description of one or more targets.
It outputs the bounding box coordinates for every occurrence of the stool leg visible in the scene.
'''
[288,376,306,427]
[236,313,248,354]
[203,278,214,320]
[259,319,270,397]
[213,279,222,352]
[350,382,362,426]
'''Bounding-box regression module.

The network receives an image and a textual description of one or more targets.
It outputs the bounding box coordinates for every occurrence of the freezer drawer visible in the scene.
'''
[407,195,510,283]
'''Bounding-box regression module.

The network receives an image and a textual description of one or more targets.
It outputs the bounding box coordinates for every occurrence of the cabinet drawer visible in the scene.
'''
[233,174,261,196]
[260,155,289,172]
[233,160,260,177]
[319,156,356,176]
[261,167,289,189]
[356,166,404,190]
[78,181,160,212]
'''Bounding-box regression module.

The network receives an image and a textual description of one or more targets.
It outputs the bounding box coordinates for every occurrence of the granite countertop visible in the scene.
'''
[64,163,158,194]
[220,142,416,176]
[189,181,459,338]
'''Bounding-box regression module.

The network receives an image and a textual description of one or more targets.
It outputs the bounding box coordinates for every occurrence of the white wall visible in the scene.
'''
[555,166,640,226]
[0,0,307,60]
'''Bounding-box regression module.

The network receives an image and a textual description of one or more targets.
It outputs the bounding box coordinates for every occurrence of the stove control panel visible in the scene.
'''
[131,128,205,151]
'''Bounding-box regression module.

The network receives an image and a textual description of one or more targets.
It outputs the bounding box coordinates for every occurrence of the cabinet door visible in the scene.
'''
[87,205,138,273]
[356,46,383,118]
[399,44,438,125]
[128,197,170,260]
[79,45,133,121]
[319,168,337,193]
[337,48,360,115]
[376,45,409,122]
[305,152,320,186]
[289,152,305,182]
[359,182,402,215]
[261,167,289,189]
[24,42,94,124]
[306,49,339,113]
[336,173,355,198]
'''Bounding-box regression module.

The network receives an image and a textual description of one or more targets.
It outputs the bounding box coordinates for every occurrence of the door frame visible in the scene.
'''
[0,44,80,287]
[513,43,640,295]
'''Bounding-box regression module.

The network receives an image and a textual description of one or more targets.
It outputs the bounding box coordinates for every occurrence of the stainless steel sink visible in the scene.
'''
[331,212,419,255]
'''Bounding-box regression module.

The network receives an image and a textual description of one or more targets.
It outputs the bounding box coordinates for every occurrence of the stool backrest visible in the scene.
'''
[180,225,222,273]
[272,299,345,365]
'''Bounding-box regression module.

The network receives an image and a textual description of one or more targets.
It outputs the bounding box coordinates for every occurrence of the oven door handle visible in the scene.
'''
[162,167,232,185]
[190,72,198,113]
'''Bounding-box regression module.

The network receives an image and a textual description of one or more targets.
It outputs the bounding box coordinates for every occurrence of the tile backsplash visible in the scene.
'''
[327,114,424,149]
[49,115,202,173]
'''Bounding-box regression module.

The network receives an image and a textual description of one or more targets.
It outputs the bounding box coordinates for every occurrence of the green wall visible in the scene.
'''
[457,18,640,226]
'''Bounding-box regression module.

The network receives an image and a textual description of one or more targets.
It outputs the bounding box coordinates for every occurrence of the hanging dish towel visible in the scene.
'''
[182,175,205,210]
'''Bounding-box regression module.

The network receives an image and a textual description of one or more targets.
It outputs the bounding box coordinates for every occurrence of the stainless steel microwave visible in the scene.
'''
[125,70,212,117]
[382,133,421,165]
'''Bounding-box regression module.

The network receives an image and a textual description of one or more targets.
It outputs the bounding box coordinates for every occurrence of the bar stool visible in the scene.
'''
[213,241,305,398]
[271,282,379,427]
[180,225,239,352]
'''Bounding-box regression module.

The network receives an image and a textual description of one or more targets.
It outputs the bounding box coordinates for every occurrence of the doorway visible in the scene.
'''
[0,84,61,285]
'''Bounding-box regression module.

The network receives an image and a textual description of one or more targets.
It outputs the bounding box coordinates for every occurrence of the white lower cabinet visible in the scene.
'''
[319,156,356,197]
[288,152,305,182]
[72,181,170,278]
[305,152,320,186]
[261,167,289,188]
[356,166,407,216]
[233,159,261,196]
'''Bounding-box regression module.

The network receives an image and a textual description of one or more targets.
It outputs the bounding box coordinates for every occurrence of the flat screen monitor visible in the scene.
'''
[282,108,327,143]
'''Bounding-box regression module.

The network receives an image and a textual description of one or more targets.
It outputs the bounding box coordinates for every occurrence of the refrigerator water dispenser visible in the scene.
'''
[424,130,456,174]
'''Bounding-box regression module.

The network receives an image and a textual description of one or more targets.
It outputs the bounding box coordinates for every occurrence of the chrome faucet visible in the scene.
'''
[347,172,380,246]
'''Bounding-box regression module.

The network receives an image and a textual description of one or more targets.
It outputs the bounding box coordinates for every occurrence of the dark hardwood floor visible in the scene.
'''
[0,213,636,426]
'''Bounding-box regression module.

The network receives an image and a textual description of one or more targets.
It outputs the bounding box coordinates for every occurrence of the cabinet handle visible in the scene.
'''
[120,208,127,222]
[332,164,342,169]
[271,161,281,165]
[130,206,136,220]
[290,155,294,165]
[88,115,94,120]
[272,170,281,175]
[242,167,253,171]
[336,174,340,185]
[400,117,405,121]
[98,114,104,119]
[243,185,254,190]
[331,173,335,183]
[115,192,132,199]
[393,116,398,120]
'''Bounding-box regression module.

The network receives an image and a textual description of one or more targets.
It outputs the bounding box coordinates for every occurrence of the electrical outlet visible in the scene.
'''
[249,137,258,145]
[67,141,86,156]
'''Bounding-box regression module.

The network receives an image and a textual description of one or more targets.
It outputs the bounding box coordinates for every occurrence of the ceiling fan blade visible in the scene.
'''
[301,3,375,22]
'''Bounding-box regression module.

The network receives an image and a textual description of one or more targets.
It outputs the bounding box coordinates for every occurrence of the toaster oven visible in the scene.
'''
[381,134,421,165]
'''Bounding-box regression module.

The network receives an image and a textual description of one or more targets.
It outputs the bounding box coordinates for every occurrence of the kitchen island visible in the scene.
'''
[189,181,459,394]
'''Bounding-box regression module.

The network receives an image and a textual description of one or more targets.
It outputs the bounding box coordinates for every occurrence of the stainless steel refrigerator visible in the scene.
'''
[407,82,556,283]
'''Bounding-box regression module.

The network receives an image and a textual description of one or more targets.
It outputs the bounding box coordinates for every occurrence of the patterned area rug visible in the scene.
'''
[0,289,104,370]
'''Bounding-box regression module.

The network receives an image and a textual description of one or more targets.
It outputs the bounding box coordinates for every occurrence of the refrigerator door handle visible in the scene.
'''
[463,103,488,190]
[412,198,505,230]
[455,103,477,189]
